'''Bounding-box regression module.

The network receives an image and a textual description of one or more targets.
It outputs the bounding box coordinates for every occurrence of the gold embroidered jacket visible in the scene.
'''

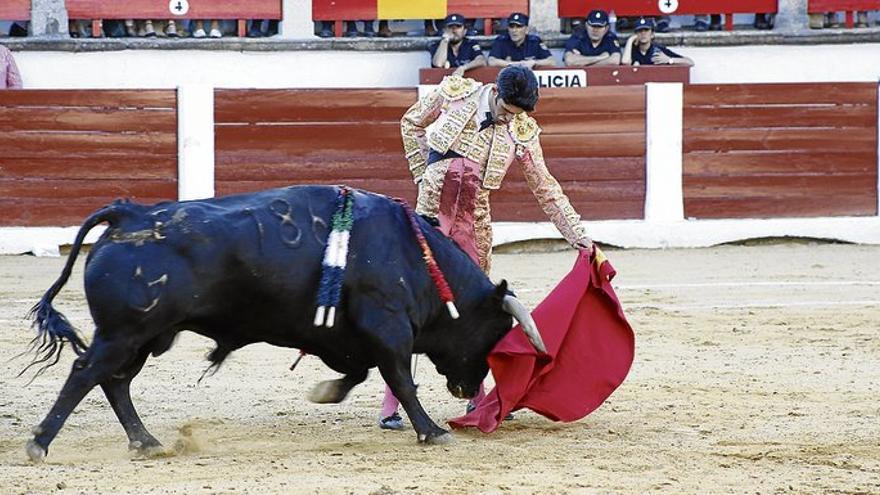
[400,75,588,247]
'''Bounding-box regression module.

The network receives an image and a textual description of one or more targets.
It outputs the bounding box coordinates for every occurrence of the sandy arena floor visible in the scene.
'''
[1,243,878,494]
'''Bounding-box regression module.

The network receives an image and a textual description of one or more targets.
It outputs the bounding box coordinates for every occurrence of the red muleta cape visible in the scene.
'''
[448,249,635,432]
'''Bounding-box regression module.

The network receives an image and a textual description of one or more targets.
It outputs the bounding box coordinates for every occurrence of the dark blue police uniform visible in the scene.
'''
[631,43,683,65]
[564,31,620,57]
[429,38,483,67]
[489,33,552,62]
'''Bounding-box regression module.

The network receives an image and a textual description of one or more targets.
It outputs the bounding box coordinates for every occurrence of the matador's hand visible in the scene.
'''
[575,238,594,256]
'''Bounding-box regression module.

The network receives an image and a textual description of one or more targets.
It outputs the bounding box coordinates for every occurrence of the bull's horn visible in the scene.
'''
[502,295,546,354]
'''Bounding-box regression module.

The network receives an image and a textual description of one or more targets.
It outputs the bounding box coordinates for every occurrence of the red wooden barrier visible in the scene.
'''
[0,0,30,20]
[558,0,778,31]
[420,65,690,86]
[312,0,527,37]
[67,0,281,37]
[0,91,178,226]
[683,83,878,219]
[808,0,880,28]
[214,87,646,221]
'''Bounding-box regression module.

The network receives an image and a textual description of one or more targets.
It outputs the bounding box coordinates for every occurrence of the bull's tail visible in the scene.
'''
[21,205,123,379]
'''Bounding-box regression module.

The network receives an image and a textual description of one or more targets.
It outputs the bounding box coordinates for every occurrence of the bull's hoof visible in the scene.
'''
[308,380,347,404]
[129,439,166,458]
[25,440,46,463]
[418,431,454,445]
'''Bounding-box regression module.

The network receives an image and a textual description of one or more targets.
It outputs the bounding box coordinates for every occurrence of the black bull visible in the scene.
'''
[24,185,545,461]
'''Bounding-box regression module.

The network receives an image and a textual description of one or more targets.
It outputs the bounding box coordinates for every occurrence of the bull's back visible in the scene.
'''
[81,186,412,337]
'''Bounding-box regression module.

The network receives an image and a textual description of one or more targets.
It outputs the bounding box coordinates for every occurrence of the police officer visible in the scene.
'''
[622,18,694,66]
[564,9,621,66]
[429,14,487,76]
[488,13,556,68]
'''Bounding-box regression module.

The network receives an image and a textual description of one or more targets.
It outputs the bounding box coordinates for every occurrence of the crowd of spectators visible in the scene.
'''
[2,8,878,39]
[60,19,278,38]
[427,10,695,75]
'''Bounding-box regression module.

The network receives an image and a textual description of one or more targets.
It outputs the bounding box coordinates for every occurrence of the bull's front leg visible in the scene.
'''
[377,354,452,445]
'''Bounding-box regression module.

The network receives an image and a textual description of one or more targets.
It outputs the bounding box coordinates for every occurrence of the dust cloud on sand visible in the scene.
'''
[1,243,879,494]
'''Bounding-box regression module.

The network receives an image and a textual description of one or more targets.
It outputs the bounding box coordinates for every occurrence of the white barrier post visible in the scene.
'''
[877,78,879,217]
[644,82,684,222]
[280,0,316,39]
[177,85,215,201]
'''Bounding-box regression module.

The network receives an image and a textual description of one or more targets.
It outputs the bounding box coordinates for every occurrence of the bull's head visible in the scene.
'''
[422,280,545,399]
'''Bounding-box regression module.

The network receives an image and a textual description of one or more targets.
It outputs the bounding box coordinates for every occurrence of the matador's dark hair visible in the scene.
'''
[495,66,539,112]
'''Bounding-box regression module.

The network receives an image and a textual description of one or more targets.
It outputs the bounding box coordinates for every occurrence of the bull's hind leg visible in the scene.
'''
[27,334,139,462]
[308,368,368,403]
[101,347,163,456]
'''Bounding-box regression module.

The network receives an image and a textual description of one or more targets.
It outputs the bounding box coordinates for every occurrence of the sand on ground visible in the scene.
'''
[1,242,878,494]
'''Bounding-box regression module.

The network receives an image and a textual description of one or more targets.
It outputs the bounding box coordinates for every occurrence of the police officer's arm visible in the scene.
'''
[487,37,508,66]
[651,46,694,66]
[400,88,445,183]
[621,34,637,65]
[454,53,487,75]
[564,49,611,67]
[487,38,511,67]
[533,56,556,67]
[431,39,450,68]
[562,35,599,67]
[595,52,621,65]
[518,138,592,250]
[532,42,556,67]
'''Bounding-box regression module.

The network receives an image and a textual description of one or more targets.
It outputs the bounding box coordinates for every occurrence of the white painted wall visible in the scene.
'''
[11,43,880,90]
[15,50,428,89]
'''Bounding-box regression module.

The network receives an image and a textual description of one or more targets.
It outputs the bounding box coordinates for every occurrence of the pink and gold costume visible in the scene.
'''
[401,75,588,273]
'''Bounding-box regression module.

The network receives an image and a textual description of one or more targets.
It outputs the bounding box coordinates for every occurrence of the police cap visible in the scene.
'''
[634,17,655,31]
[586,10,610,27]
[507,12,529,27]
[444,13,465,27]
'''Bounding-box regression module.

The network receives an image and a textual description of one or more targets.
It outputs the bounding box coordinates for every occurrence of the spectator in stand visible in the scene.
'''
[753,13,774,30]
[318,21,333,38]
[694,14,722,31]
[811,11,870,28]
[424,19,439,36]
[316,20,373,38]
[9,21,28,37]
[193,20,222,38]
[615,16,638,31]
[378,20,392,37]
[430,14,486,76]
[1,44,23,89]
[69,20,91,38]
[655,15,670,32]
[248,19,279,38]
[488,13,556,68]
[344,20,376,37]
[103,20,127,38]
[563,10,620,67]
[622,18,694,67]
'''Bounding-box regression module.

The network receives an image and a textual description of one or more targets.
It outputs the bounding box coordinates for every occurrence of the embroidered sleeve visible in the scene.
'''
[400,88,444,183]
[519,139,589,247]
